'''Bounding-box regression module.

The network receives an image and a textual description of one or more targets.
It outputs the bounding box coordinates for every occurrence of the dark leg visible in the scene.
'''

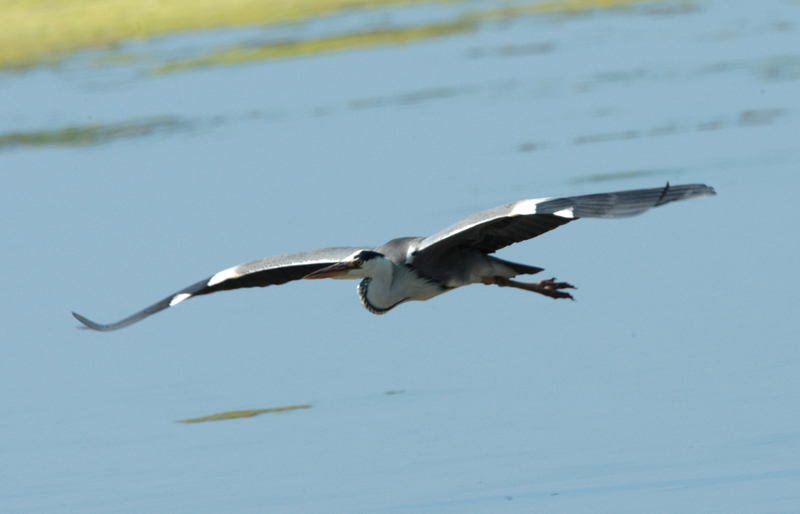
[489,276,576,300]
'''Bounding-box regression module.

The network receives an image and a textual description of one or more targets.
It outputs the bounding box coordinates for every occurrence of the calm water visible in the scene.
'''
[2,1,800,512]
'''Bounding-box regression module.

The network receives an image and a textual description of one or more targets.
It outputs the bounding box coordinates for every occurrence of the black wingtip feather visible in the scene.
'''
[72,311,112,332]
[655,182,671,206]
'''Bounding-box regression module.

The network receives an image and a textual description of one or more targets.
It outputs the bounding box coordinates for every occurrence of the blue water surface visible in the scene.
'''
[2,1,799,512]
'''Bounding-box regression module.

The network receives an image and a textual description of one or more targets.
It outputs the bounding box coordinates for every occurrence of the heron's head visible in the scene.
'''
[304,250,391,280]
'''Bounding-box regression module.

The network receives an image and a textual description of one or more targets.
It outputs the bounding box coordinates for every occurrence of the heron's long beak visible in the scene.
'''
[303,262,351,279]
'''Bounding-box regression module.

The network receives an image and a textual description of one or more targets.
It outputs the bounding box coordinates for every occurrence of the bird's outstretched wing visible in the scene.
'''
[72,247,365,332]
[416,183,716,256]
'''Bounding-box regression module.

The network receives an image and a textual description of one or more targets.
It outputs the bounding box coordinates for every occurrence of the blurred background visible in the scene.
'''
[2,0,799,512]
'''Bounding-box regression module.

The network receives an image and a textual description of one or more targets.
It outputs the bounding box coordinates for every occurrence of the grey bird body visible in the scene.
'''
[73,183,715,331]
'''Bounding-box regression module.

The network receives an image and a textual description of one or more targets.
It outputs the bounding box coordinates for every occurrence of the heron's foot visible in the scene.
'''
[495,277,576,300]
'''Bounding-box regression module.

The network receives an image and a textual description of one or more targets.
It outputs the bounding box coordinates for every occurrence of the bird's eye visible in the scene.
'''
[354,258,364,267]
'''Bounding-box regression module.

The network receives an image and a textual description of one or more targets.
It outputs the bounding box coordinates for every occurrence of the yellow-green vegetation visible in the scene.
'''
[0,0,432,70]
[1,0,671,71]
[154,0,671,74]
[0,116,185,150]
[463,0,669,21]
[178,404,312,423]
[153,19,475,74]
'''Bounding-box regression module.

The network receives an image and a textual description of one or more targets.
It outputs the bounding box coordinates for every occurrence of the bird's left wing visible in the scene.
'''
[415,183,715,257]
[72,246,365,332]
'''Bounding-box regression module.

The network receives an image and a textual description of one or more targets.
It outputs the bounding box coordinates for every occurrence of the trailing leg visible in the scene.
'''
[491,276,575,300]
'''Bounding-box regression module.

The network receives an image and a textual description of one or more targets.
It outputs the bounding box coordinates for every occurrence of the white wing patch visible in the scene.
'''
[405,241,419,264]
[510,198,548,216]
[207,266,239,287]
[553,207,575,218]
[169,293,193,307]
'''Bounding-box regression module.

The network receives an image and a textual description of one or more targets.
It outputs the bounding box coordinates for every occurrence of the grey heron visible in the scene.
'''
[73,183,715,331]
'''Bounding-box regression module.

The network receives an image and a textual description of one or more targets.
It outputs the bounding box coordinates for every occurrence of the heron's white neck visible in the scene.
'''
[355,257,405,314]
[356,258,444,314]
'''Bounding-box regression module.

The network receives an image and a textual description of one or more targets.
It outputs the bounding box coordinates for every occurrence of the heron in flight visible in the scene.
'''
[73,183,715,331]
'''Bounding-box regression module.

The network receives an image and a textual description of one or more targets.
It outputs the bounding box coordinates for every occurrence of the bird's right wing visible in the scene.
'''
[416,183,716,257]
[72,246,366,332]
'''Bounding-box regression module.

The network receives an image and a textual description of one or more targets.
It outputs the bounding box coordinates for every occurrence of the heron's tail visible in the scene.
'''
[490,257,544,276]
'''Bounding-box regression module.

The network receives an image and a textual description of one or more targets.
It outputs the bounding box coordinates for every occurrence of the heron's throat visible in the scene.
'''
[355,259,443,315]
[357,278,407,315]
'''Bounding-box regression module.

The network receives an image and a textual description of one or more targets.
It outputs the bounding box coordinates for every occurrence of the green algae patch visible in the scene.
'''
[0,116,188,151]
[178,404,312,423]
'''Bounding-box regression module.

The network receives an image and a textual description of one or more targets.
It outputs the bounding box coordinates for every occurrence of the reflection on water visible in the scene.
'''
[178,404,312,423]
[4,0,797,162]
[178,390,407,423]
[569,169,676,184]
[2,0,673,72]
[0,116,187,151]
[3,0,437,70]
[1,81,792,165]
[152,19,475,75]
[4,0,800,511]
[0,110,293,151]
[573,108,790,146]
